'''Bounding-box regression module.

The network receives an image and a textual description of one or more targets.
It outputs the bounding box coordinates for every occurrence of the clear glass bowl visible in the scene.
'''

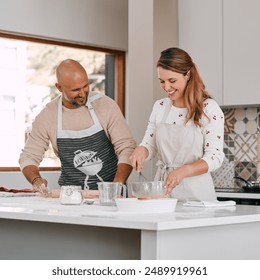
[129,181,167,199]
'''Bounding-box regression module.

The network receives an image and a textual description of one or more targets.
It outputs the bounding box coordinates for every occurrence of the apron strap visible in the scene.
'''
[155,160,178,181]
[85,93,103,125]
[156,160,168,181]
[86,93,103,109]
[58,93,104,133]
[57,97,63,132]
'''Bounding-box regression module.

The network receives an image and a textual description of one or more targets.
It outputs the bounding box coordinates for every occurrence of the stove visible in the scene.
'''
[215,188,260,194]
[215,188,260,205]
[215,188,243,193]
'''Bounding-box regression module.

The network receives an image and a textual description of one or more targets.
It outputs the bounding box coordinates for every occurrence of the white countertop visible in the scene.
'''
[1,196,260,231]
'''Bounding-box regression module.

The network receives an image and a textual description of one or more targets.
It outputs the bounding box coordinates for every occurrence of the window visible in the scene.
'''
[0,33,125,169]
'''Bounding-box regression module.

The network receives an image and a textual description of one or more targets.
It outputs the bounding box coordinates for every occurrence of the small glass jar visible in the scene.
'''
[60,185,83,205]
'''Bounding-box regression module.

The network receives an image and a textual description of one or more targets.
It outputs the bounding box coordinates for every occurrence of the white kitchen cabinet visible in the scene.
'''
[223,0,260,106]
[178,0,223,104]
[178,0,260,106]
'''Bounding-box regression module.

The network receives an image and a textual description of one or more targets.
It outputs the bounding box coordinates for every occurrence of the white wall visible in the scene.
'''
[153,0,179,102]
[178,0,223,104]
[0,0,128,50]
[127,0,178,182]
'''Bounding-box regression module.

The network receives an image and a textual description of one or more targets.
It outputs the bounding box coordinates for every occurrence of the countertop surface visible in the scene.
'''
[1,196,260,231]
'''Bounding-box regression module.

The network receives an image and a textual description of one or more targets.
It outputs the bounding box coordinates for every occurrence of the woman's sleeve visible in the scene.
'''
[201,99,225,172]
[139,102,159,160]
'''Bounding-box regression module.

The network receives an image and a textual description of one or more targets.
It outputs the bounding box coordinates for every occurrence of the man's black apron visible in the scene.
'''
[57,93,118,190]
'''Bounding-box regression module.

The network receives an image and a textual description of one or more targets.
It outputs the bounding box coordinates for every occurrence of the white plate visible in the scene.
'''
[115,198,177,213]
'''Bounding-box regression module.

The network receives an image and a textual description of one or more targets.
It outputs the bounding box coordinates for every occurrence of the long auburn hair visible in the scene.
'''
[157,47,211,126]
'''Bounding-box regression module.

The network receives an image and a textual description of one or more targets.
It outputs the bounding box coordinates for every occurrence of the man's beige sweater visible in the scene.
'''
[19,93,136,170]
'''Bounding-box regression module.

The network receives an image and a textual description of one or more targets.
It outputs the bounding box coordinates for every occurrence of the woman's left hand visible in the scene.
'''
[164,167,186,195]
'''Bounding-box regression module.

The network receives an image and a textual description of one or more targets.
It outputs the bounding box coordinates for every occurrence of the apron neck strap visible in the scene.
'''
[58,93,103,131]
[85,93,103,124]
[86,93,103,109]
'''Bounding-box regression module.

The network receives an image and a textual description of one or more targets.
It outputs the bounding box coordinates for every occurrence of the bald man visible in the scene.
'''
[19,59,136,192]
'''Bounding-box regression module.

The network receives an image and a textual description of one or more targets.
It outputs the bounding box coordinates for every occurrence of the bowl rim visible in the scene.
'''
[130,180,164,184]
[115,197,177,202]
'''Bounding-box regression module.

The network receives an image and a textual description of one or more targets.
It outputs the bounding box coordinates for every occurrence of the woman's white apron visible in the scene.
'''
[154,104,216,201]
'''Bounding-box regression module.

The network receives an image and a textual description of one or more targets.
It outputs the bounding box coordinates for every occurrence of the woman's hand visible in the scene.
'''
[164,160,208,195]
[129,146,149,172]
[164,167,187,195]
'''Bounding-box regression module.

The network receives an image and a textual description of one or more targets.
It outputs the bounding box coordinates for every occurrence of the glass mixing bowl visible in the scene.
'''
[129,181,167,199]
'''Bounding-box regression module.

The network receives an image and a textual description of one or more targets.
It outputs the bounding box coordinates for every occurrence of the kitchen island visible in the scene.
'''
[1,196,260,260]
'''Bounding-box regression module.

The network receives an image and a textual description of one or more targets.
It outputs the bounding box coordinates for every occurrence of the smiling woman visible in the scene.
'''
[0,33,125,169]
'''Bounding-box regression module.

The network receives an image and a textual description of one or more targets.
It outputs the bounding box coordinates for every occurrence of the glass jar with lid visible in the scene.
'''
[60,185,83,205]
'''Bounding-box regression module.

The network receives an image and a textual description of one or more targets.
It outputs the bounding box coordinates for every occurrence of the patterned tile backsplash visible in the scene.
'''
[211,107,260,189]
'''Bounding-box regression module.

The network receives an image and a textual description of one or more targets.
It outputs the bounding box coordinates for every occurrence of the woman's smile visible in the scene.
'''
[167,88,177,96]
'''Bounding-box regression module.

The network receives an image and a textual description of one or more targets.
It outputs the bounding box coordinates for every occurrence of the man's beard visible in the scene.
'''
[63,92,87,108]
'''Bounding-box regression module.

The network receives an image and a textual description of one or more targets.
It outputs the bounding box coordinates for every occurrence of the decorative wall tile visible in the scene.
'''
[247,120,257,134]
[257,162,260,181]
[234,134,257,162]
[246,108,258,120]
[217,107,260,188]
[235,161,257,181]
[234,121,246,134]
[224,134,235,161]
[234,108,246,121]
[211,157,235,188]
[234,108,258,134]
[257,109,260,132]
[258,134,260,161]
[223,108,234,134]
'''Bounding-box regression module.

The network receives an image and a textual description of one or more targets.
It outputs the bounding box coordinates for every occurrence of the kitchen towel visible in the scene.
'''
[0,186,36,197]
[183,200,236,207]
